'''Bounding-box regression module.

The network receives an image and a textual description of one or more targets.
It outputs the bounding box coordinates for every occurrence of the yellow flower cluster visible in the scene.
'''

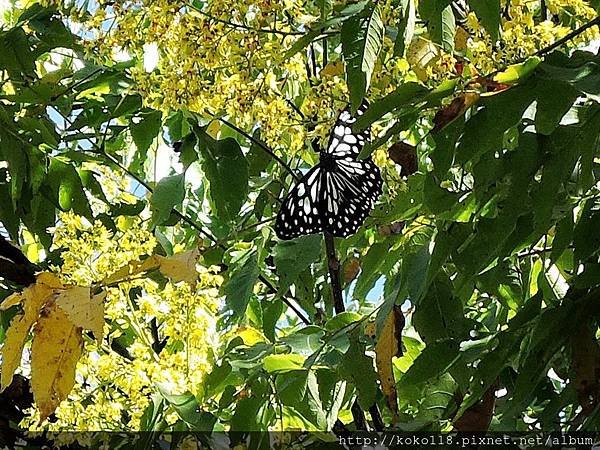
[50,211,156,285]
[46,0,598,159]
[22,213,222,433]
[460,0,597,75]
[59,0,322,151]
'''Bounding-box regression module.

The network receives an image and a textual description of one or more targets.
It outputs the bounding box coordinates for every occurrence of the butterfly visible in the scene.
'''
[275,101,383,240]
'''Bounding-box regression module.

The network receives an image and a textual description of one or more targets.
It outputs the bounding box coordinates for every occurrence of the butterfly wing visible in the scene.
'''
[322,158,383,237]
[275,100,381,240]
[275,167,325,240]
[324,101,370,158]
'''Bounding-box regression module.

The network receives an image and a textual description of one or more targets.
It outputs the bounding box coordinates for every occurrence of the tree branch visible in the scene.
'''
[0,235,37,286]
[324,232,380,429]
[533,16,600,59]
[324,232,344,314]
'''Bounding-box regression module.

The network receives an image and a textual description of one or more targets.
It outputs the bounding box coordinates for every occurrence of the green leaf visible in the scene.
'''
[166,110,191,142]
[137,393,164,432]
[22,195,55,248]
[262,299,284,342]
[324,311,362,331]
[534,80,579,135]
[197,130,248,222]
[176,133,199,169]
[574,202,600,263]
[284,1,369,59]
[340,332,378,409]
[354,242,389,299]
[467,0,500,42]
[539,51,600,100]
[493,57,541,84]
[0,183,19,239]
[0,28,36,78]
[354,82,427,133]
[284,28,327,59]
[247,130,272,176]
[109,94,143,118]
[551,213,574,262]
[456,295,542,417]
[150,174,185,226]
[423,175,459,214]
[273,235,321,294]
[534,114,600,234]
[276,370,308,405]
[506,304,574,417]
[223,251,259,317]
[341,3,385,111]
[263,353,306,373]
[419,0,455,52]
[359,109,420,159]
[157,385,215,431]
[130,110,162,153]
[400,339,460,386]
[402,243,432,304]
[46,158,93,219]
[24,6,76,51]
[431,116,463,177]
[412,278,470,342]
[230,397,261,431]
[0,137,27,205]
[457,83,536,164]
[282,327,325,354]
[394,0,416,57]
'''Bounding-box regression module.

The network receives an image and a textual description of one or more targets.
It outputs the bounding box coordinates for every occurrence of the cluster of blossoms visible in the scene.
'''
[460,0,597,75]
[44,0,599,167]
[22,212,222,432]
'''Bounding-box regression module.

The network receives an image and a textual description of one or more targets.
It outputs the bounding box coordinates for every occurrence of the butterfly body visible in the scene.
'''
[275,101,383,240]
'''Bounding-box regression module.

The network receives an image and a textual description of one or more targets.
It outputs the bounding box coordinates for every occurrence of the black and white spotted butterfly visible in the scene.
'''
[275,101,383,240]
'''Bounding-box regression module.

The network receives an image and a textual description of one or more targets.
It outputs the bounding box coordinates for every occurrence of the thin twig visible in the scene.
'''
[52,105,311,324]
[51,68,103,101]
[211,114,300,181]
[533,16,600,58]
[102,151,310,323]
[188,4,302,36]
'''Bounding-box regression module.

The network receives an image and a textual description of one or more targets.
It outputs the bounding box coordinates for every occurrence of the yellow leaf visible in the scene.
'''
[31,303,83,421]
[406,37,441,82]
[0,272,63,390]
[321,61,344,77]
[55,286,105,345]
[157,248,200,284]
[454,26,469,51]
[236,326,267,346]
[37,272,64,289]
[364,320,376,339]
[374,304,405,421]
[206,120,221,138]
[0,292,23,310]
[343,257,361,284]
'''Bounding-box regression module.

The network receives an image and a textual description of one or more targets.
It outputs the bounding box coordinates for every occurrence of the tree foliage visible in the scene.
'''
[0,0,599,446]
